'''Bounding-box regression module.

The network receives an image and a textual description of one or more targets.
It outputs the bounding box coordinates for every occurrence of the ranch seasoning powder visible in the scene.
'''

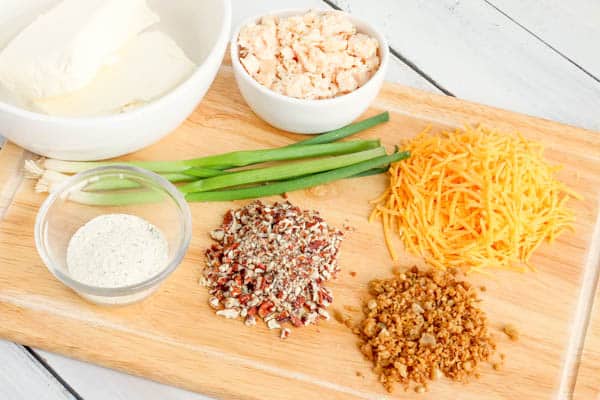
[66,214,169,288]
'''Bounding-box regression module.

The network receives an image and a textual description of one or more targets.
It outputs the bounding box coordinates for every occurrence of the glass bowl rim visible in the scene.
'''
[34,164,192,297]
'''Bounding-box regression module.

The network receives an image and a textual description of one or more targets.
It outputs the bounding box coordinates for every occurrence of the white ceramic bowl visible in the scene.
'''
[0,0,231,160]
[230,9,389,134]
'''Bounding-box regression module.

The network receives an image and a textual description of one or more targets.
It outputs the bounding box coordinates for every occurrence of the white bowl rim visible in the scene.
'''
[34,165,193,297]
[230,8,390,106]
[0,0,232,124]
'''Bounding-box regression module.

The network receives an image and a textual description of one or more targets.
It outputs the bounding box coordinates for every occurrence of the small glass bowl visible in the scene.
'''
[34,165,192,306]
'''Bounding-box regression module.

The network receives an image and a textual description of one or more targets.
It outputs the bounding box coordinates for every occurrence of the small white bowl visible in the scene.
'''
[230,9,389,134]
[0,0,231,160]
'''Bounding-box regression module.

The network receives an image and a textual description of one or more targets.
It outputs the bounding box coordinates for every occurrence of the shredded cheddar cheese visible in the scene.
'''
[370,126,581,272]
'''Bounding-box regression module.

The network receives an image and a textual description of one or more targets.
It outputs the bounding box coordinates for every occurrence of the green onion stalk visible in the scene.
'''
[63,151,409,206]
[24,111,401,204]
[28,140,380,193]
[179,147,387,193]
[36,140,380,175]
[186,151,409,202]
[290,112,389,147]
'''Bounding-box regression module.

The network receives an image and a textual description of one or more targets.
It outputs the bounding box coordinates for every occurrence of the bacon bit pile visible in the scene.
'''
[503,324,520,341]
[202,200,344,338]
[355,266,498,393]
[237,10,380,99]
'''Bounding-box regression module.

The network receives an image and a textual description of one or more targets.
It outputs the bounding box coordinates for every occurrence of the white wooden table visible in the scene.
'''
[1,1,599,398]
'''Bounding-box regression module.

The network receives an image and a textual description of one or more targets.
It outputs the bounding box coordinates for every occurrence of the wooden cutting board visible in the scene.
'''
[1,65,600,400]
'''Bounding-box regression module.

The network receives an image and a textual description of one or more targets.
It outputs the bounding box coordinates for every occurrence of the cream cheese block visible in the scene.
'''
[0,0,159,101]
[34,31,196,117]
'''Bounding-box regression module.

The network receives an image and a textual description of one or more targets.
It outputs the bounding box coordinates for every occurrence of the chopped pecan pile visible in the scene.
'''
[354,266,497,393]
[202,200,344,338]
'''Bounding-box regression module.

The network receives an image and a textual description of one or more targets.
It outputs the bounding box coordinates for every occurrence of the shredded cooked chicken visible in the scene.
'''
[238,11,380,99]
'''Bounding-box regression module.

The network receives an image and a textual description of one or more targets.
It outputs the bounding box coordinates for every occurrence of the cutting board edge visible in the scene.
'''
[0,142,28,221]
[377,79,600,142]
[0,296,384,400]
[572,198,600,398]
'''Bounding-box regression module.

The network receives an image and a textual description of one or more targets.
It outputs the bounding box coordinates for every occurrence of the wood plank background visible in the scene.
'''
[1,1,599,399]
[0,342,74,400]
[328,0,600,130]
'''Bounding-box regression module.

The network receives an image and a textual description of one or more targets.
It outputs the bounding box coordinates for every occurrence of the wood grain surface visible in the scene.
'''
[329,0,600,131]
[0,65,599,400]
[0,342,74,400]
[33,350,211,400]
[575,280,600,399]
[489,0,600,77]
